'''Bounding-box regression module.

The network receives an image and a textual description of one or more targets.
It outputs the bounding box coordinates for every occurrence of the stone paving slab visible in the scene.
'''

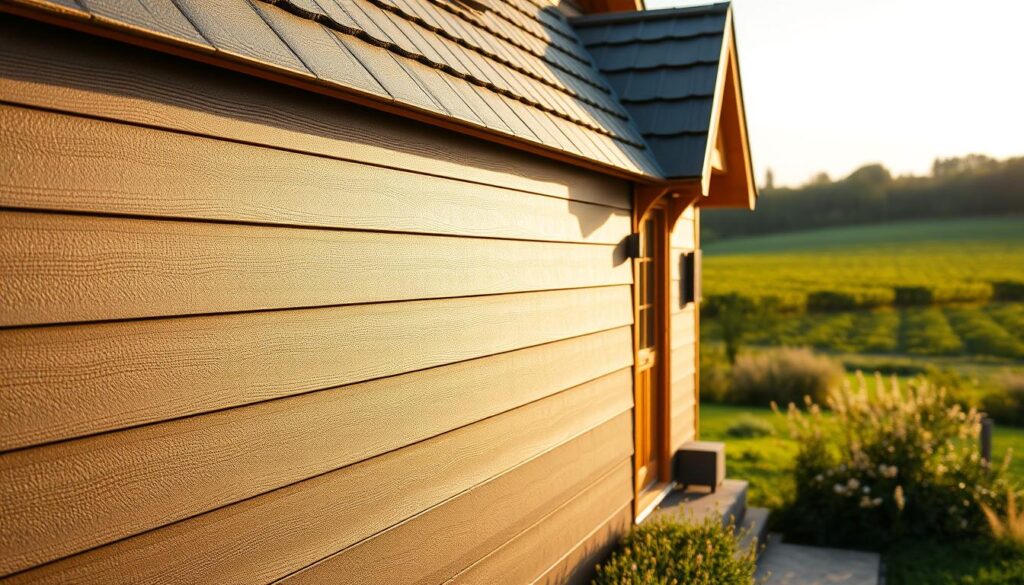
[756,534,880,585]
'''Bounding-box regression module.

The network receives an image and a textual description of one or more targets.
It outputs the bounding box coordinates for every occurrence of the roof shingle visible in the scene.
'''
[573,2,731,178]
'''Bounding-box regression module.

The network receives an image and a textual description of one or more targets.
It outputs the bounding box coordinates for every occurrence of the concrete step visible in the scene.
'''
[649,479,749,527]
[737,506,771,557]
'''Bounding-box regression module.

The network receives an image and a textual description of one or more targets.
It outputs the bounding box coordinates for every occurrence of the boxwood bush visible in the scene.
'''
[593,516,757,585]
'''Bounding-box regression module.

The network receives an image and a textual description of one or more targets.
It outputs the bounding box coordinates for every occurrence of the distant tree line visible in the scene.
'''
[702,154,1024,241]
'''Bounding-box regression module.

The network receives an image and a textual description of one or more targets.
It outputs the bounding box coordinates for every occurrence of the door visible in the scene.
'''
[634,207,666,495]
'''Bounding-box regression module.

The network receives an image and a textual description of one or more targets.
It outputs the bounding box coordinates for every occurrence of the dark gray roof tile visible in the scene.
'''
[574,2,730,178]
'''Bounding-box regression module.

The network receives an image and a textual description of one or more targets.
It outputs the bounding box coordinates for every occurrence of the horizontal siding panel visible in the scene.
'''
[0,18,631,208]
[448,460,633,585]
[0,331,632,575]
[0,104,631,244]
[671,306,697,348]
[282,414,633,585]
[0,210,631,327]
[672,378,696,419]
[670,213,696,249]
[4,369,633,583]
[672,407,697,450]
[534,504,632,585]
[672,341,698,381]
[0,285,632,451]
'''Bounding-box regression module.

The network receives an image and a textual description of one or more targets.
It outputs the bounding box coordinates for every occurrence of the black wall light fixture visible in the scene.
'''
[680,250,701,307]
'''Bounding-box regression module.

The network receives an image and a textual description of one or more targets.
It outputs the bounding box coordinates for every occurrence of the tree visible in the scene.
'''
[703,294,780,364]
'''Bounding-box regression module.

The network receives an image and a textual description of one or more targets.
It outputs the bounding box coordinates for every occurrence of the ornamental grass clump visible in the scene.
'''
[592,515,758,585]
[777,373,1014,550]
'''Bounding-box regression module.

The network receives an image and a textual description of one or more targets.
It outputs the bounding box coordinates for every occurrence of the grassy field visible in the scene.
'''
[718,303,1024,360]
[702,217,1024,309]
[700,403,1024,502]
[701,402,1024,583]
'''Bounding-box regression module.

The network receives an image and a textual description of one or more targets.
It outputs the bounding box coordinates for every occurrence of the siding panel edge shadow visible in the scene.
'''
[278,416,634,584]
[0,331,633,574]
[0,286,632,451]
[443,459,633,585]
[2,370,633,583]
[0,103,632,245]
[0,210,631,327]
[0,16,631,208]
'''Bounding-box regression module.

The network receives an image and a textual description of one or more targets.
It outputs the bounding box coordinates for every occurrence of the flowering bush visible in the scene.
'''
[592,515,758,585]
[777,374,1014,549]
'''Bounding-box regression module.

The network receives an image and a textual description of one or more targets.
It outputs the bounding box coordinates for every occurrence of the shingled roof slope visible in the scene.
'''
[4,0,664,177]
[573,2,731,179]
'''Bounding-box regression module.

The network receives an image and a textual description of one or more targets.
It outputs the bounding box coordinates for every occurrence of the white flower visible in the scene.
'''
[873,497,883,506]
[833,484,846,495]
[862,486,871,494]
[814,474,824,483]
[847,478,860,490]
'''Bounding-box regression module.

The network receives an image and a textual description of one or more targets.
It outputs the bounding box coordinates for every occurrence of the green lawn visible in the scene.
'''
[700,402,1024,583]
[700,403,1024,503]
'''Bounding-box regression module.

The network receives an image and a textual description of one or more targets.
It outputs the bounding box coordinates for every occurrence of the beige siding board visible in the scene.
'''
[4,370,633,583]
[0,210,631,327]
[0,104,630,244]
[0,19,631,208]
[671,376,696,417]
[0,330,632,574]
[672,407,697,450]
[281,414,633,585]
[670,208,696,249]
[448,460,633,585]
[672,341,698,383]
[671,306,697,349]
[533,504,632,585]
[0,286,632,452]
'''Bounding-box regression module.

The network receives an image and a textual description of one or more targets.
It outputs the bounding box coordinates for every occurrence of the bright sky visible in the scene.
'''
[646,0,1024,187]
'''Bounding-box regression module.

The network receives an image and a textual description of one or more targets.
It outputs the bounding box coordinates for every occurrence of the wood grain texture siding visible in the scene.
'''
[280,415,633,585]
[0,286,631,451]
[0,210,631,327]
[447,461,633,585]
[0,104,631,245]
[3,369,633,583]
[0,16,631,208]
[671,305,698,349]
[669,209,699,451]
[534,504,632,585]
[0,331,632,574]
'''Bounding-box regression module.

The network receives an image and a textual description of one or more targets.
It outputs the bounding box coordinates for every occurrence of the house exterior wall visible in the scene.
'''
[669,207,701,452]
[0,17,646,585]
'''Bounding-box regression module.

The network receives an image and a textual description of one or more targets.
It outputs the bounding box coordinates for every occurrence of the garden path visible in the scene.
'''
[756,534,880,585]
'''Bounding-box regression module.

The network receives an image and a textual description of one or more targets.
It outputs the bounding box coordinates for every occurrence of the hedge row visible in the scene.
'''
[704,280,1024,315]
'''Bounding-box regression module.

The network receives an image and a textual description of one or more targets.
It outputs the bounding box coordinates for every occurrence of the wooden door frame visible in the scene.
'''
[631,200,673,521]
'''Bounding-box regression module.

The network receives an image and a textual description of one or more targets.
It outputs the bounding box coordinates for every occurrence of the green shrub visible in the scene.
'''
[699,345,731,403]
[946,307,1024,359]
[778,376,1014,550]
[902,307,965,355]
[840,355,932,377]
[982,371,1024,426]
[849,309,900,353]
[933,282,993,304]
[592,515,758,585]
[993,281,1024,302]
[728,348,843,407]
[726,415,774,438]
[895,286,935,306]
[806,290,859,312]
